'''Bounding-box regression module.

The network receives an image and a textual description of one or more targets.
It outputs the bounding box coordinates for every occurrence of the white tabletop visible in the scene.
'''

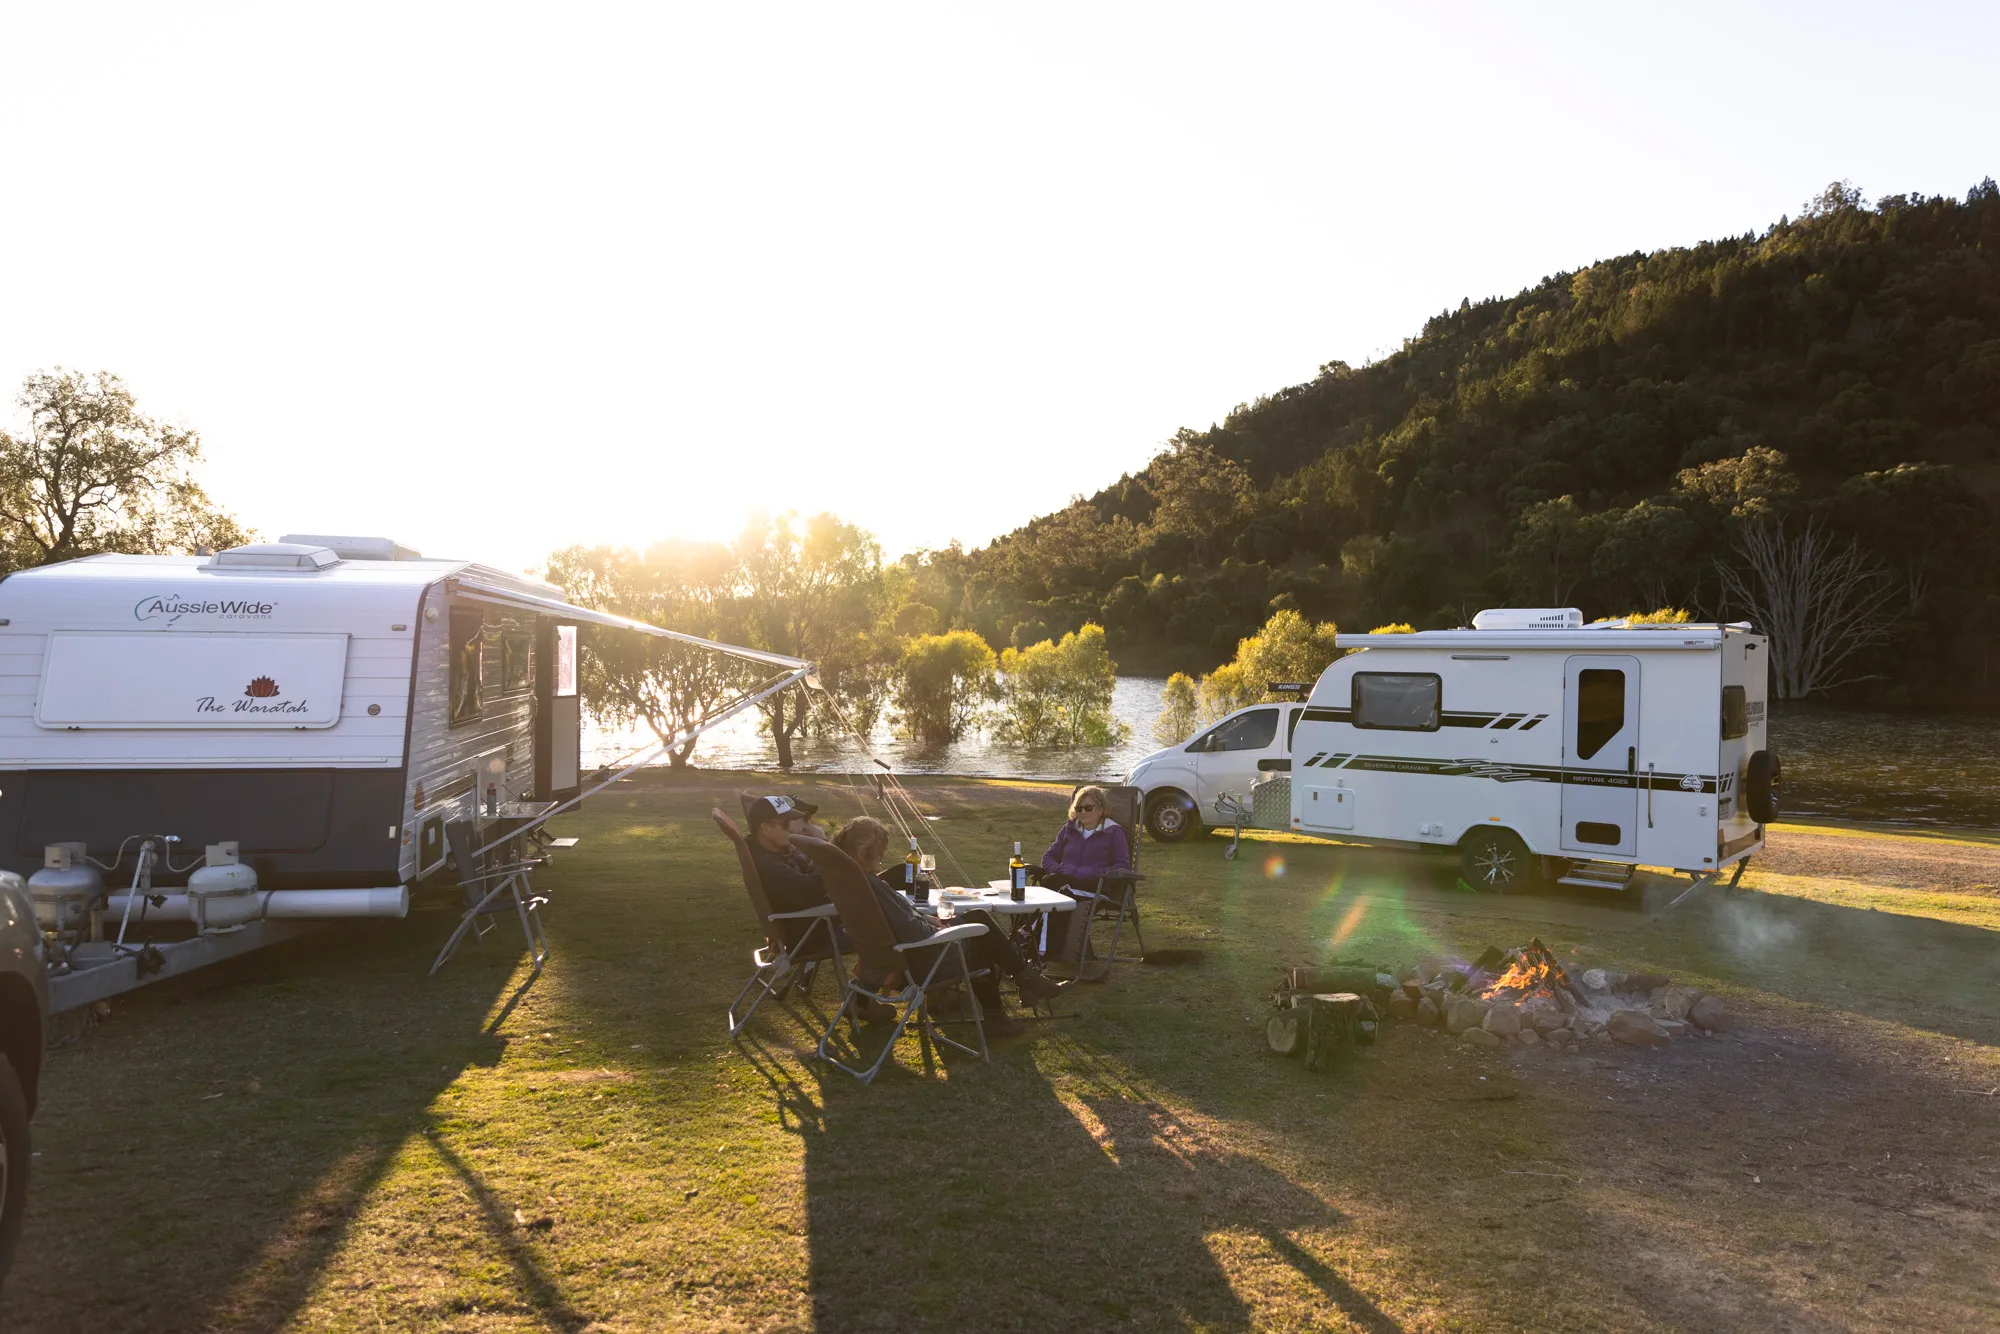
[926,885,1077,916]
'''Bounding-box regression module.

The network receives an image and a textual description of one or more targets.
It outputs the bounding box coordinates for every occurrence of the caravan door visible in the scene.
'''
[1560,655,1639,857]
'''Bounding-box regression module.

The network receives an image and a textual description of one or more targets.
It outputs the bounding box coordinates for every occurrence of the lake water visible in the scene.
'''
[584,678,2000,830]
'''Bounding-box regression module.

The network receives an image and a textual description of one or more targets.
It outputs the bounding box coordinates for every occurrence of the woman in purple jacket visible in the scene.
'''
[1040,785,1130,957]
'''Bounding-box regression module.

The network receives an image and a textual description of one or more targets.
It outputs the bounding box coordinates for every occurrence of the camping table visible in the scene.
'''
[924,885,1078,962]
[479,801,559,864]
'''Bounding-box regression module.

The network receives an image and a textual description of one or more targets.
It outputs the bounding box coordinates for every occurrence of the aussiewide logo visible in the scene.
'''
[1678,773,1703,792]
[134,593,277,625]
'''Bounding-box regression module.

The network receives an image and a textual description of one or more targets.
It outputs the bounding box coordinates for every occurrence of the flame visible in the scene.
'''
[1482,952,1556,999]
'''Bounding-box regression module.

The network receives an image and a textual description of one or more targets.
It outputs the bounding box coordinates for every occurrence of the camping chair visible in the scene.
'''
[430,819,551,976]
[713,809,846,1037]
[1049,784,1147,983]
[795,835,991,1084]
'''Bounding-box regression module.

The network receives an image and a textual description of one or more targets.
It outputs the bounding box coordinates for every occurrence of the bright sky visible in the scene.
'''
[2,3,1994,576]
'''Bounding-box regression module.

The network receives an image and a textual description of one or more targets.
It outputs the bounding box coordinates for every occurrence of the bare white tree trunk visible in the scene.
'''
[1715,519,1900,699]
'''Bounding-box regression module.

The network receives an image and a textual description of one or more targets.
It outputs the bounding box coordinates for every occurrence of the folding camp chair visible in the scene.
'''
[430,819,551,976]
[713,808,846,1036]
[1051,784,1147,983]
[795,835,991,1084]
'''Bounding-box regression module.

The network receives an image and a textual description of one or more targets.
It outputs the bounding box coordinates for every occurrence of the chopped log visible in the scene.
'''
[1267,1007,1305,1058]
[1304,992,1363,1071]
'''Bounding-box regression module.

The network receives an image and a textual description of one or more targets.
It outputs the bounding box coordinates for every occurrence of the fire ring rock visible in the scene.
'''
[1459,1027,1501,1048]
[1445,996,1491,1034]
[1482,1004,1522,1038]
[1607,1009,1673,1047]
[1689,995,1731,1032]
[1649,985,1700,1022]
[1416,996,1441,1026]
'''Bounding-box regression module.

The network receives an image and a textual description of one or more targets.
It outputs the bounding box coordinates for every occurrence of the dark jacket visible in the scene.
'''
[866,872,934,945]
[751,842,828,915]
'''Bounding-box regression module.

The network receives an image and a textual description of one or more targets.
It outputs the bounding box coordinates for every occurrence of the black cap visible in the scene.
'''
[740,792,818,829]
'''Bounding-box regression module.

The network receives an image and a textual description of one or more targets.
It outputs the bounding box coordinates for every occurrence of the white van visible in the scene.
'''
[1125,700,1304,840]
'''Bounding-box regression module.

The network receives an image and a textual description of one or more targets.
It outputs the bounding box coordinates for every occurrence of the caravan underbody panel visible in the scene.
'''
[0,767,406,888]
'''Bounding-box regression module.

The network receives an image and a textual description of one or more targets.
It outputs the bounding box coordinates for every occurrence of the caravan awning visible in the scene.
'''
[447,577,811,672]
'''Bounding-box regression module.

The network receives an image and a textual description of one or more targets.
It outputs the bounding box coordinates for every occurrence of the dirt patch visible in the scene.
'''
[1760,828,2000,896]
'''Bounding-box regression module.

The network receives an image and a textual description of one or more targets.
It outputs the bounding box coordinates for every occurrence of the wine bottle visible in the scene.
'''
[903,837,923,904]
[1009,840,1027,901]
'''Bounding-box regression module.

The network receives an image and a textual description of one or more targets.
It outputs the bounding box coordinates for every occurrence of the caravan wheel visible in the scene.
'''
[1460,828,1539,894]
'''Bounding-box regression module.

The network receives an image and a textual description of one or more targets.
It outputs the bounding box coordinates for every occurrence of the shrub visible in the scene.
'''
[892,631,998,745]
[994,624,1127,746]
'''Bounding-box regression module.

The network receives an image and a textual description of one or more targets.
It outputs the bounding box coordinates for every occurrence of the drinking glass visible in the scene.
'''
[919,854,937,874]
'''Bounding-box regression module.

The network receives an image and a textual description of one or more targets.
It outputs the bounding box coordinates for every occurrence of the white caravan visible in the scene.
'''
[1128,609,1774,894]
[0,536,807,1006]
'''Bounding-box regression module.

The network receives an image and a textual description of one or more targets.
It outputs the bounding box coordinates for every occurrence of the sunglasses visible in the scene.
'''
[1078,803,1099,812]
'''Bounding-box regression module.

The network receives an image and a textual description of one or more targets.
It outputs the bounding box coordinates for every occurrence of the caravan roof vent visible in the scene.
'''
[279,534,421,561]
[1471,607,1583,631]
[202,542,342,571]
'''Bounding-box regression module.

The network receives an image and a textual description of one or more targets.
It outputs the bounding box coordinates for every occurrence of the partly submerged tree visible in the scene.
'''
[993,623,1126,746]
[547,540,740,768]
[892,630,998,745]
[0,369,249,567]
[1151,672,1199,745]
[1196,610,1341,722]
[731,512,884,767]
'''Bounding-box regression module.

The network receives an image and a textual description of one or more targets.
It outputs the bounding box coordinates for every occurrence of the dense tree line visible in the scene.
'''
[950,181,2000,705]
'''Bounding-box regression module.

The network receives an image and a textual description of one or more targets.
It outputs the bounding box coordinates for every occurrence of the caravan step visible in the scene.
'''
[1558,860,1637,891]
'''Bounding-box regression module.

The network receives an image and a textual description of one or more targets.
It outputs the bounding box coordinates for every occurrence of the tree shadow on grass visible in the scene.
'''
[0,895,523,1334]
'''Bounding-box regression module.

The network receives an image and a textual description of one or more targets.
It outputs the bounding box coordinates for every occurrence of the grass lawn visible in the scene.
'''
[2,771,1996,1332]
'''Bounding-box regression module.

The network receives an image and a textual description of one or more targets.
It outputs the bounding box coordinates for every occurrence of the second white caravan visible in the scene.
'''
[1126,609,1776,894]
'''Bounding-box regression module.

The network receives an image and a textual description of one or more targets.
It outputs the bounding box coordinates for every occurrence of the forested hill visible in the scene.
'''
[946,181,2000,704]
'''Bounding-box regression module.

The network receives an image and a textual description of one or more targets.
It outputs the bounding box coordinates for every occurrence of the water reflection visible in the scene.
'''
[583,681,2000,830]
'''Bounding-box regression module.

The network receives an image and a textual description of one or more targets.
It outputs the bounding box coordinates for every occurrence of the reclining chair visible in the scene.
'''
[1050,784,1147,983]
[713,808,846,1036]
[794,835,992,1083]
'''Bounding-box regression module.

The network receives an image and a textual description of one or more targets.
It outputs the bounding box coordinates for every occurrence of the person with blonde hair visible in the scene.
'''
[1038,785,1131,956]
[834,815,1064,1036]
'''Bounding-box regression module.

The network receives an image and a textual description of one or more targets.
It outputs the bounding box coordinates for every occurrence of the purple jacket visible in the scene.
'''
[1041,819,1131,881]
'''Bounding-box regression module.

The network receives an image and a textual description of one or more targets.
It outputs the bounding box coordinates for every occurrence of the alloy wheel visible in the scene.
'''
[1472,842,1517,888]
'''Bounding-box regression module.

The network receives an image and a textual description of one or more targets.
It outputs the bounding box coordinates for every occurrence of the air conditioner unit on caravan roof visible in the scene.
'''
[1471,607,1583,630]
[280,534,422,561]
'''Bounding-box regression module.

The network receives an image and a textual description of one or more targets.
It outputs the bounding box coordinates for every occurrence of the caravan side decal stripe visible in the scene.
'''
[1338,756,1718,792]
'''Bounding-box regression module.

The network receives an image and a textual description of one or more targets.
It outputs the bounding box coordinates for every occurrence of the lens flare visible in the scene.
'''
[1262,853,1286,878]
[1328,898,1368,946]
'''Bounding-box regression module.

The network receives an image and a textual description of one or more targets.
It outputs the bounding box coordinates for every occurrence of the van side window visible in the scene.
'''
[1191,707,1279,752]
[1352,673,1440,730]
[1286,706,1302,750]
[1720,685,1748,740]
[1574,668,1625,759]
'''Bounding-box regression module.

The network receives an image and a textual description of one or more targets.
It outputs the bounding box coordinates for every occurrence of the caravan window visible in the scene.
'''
[1352,673,1440,731]
[450,611,483,727]
[502,633,533,694]
[1190,708,1279,753]
[1720,686,1748,740]
[1574,668,1625,759]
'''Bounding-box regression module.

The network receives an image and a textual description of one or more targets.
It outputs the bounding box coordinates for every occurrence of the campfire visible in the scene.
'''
[1266,940,1733,1064]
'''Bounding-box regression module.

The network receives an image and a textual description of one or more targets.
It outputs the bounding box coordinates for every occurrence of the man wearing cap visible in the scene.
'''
[741,793,831,916]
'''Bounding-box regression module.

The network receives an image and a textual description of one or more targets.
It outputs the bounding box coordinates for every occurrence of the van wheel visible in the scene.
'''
[0,1054,30,1287]
[1145,793,1199,843]
[1460,828,1538,894]
[1744,750,1781,823]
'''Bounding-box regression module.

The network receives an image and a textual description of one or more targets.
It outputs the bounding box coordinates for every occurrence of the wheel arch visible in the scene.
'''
[0,974,40,1115]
